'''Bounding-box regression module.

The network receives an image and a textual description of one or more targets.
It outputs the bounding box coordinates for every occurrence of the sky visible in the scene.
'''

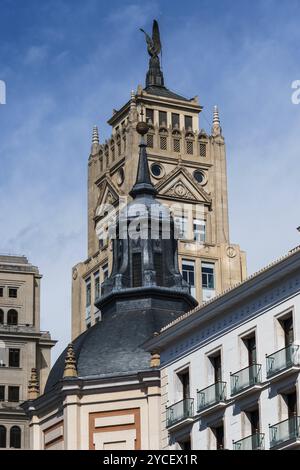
[0,0,300,362]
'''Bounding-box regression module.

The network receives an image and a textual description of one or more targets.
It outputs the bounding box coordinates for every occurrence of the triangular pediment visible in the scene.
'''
[94,179,120,221]
[155,166,211,205]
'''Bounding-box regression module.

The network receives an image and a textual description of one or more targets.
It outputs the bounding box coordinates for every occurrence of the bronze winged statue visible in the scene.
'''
[140,19,162,58]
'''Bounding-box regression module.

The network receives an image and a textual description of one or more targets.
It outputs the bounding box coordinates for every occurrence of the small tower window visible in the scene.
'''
[0,309,3,324]
[159,111,167,127]
[171,113,180,128]
[146,108,154,125]
[184,115,193,130]
[186,140,193,155]
[173,138,180,153]
[160,136,167,151]
[147,134,154,148]
[132,253,142,287]
[10,426,21,449]
[199,142,206,157]
[0,426,6,448]
[7,309,18,325]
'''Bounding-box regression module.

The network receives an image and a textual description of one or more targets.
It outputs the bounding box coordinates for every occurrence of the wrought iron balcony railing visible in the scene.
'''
[269,416,300,448]
[166,398,194,428]
[233,432,265,450]
[197,381,226,412]
[266,344,300,378]
[230,364,262,395]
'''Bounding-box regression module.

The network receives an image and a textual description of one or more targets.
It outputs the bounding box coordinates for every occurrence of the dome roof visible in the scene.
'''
[45,305,179,393]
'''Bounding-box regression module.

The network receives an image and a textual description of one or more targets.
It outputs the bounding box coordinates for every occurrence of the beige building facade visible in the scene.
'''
[0,255,56,449]
[72,86,247,340]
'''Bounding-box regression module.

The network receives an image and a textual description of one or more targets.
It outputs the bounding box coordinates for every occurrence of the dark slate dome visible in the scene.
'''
[45,305,179,393]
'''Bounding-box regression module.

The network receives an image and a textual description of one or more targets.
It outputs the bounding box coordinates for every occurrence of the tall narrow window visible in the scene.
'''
[182,260,195,298]
[94,272,100,300]
[102,263,109,280]
[212,424,224,449]
[245,335,257,366]
[0,287,3,297]
[210,352,222,382]
[0,386,4,401]
[7,309,18,325]
[146,108,154,124]
[184,115,193,130]
[154,253,163,286]
[159,111,167,127]
[174,216,188,240]
[0,309,3,324]
[282,316,294,346]
[193,219,206,243]
[202,262,215,301]
[132,253,142,287]
[9,349,20,368]
[178,369,190,400]
[171,113,180,128]
[0,426,6,448]
[10,426,21,449]
[8,386,19,402]
[85,279,91,307]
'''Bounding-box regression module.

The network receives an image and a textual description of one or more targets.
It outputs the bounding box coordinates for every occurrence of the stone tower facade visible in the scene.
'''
[71,24,247,340]
[0,255,56,449]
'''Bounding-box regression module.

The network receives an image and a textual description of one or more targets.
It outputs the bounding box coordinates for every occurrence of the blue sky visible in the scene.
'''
[1,0,300,361]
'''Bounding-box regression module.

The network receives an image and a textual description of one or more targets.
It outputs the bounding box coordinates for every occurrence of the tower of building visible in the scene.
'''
[0,255,56,449]
[71,20,247,339]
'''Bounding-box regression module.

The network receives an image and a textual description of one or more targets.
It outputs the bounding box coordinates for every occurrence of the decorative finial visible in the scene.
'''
[63,343,78,378]
[28,368,39,400]
[150,351,160,368]
[212,105,222,136]
[92,125,99,145]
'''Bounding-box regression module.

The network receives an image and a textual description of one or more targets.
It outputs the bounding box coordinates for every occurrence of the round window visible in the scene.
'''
[151,163,163,178]
[193,170,204,184]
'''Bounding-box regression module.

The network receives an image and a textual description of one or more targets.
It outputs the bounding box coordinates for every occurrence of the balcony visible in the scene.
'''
[266,344,300,380]
[233,432,265,450]
[197,381,227,414]
[166,398,194,431]
[230,364,262,397]
[269,416,300,449]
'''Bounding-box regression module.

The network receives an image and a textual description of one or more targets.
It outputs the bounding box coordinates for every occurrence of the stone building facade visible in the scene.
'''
[0,255,56,449]
[145,246,300,450]
[71,27,247,339]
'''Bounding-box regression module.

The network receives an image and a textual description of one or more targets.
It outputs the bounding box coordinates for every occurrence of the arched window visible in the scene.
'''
[10,426,21,449]
[0,309,3,324]
[7,309,18,325]
[0,426,6,448]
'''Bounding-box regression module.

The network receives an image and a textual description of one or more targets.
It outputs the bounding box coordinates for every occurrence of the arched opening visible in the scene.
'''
[7,309,18,325]
[0,426,6,448]
[10,426,21,449]
[0,309,3,324]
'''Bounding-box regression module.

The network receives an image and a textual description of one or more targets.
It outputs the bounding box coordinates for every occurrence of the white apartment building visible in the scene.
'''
[146,246,300,450]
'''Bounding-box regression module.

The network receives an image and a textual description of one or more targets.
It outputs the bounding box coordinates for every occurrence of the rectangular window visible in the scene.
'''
[184,115,193,130]
[8,386,19,402]
[94,272,100,300]
[8,288,17,298]
[160,135,167,150]
[102,263,109,280]
[174,216,188,240]
[171,113,180,128]
[85,279,91,307]
[212,424,224,450]
[146,108,154,124]
[147,134,154,148]
[9,349,20,368]
[202,262,215,289]
[199,142,206,157]
[159,110,167,127]
[0,287,3,297]
[193,219,206,243]
[186,140,194,155]
[210,351,222,382]
[177,369,190,400]
[182,259,195,298]
[0,386,4,401]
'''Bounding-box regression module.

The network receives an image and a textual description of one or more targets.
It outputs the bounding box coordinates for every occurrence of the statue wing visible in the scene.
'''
[152,20,161,55]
